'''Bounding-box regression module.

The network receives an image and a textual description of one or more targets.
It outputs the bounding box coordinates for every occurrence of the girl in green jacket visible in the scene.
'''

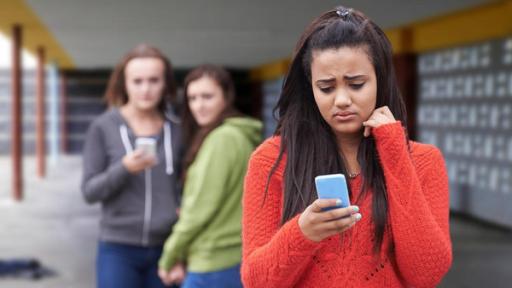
[158,65,262,288]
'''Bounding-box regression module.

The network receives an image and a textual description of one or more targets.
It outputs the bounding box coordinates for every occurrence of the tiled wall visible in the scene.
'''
[417,36,512,227]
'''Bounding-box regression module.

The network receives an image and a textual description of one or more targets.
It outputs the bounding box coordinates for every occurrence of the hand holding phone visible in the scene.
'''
[298,174,361,242]
[122,138,157,173]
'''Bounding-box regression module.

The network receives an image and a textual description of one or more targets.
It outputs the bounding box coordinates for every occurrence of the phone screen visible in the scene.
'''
[135,138,157,157]
[315,174,351,209]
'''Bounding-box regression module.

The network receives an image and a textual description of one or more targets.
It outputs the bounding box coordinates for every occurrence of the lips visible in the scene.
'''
[333,111,356,121]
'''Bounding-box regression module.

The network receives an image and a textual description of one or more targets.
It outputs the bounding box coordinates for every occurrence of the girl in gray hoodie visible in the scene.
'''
[81,44,181,288]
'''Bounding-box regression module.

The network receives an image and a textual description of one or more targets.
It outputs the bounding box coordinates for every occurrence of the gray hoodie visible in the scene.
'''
[81,108,181,246]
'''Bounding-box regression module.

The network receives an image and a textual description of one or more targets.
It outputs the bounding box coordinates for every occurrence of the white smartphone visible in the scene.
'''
[315,174,351,210]
[135,137,157,157]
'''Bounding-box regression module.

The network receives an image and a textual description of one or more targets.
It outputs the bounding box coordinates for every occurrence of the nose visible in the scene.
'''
[190,97,203,113]
[195,97,204,109]
[334,88,352,108]
[141,81,150,94]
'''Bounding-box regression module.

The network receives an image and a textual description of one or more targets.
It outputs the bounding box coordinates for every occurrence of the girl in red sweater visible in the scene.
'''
[242,6,452,288]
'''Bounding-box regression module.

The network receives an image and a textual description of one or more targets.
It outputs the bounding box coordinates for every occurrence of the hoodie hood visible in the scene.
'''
[223,117,263,146]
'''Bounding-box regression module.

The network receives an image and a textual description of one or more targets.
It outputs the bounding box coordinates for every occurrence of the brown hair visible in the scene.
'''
[104,44,177,115]
[182,64,241,172]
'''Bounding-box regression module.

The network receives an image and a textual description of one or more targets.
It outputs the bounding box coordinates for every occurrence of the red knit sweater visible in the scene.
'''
[241,122,452,288]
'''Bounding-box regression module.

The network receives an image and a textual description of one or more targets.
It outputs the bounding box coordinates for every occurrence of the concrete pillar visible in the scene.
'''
[48,62,60,166]
[36,46,46,177]
[11,24,23,200]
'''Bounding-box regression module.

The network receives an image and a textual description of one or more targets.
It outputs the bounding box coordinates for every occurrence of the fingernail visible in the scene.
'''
[355,213,362,221]
[353,206,359,213]
[335,199,342,206]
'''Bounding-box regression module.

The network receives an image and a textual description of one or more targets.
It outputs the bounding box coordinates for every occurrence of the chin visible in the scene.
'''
[136,103,159,111]
[330,122,363,136]
[196,120,211,127]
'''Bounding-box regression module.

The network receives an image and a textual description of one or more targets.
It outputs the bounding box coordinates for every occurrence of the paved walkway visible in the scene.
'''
[0,156,99,288]
[0,155,511,287]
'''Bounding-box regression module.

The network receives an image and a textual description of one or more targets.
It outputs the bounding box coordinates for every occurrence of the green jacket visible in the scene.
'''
[159,117,262,272]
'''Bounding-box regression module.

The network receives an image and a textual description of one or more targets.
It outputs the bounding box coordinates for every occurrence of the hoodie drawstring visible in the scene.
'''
[164,122,174,175]
[120,125,133,153]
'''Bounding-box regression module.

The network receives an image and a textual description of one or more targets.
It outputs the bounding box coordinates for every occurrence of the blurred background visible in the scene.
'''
[0,0,511,287]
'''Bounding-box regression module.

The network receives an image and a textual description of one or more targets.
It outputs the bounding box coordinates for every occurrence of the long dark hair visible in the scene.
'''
[267,6,408,252]
[104,44,177,115]
[182,64,241,172]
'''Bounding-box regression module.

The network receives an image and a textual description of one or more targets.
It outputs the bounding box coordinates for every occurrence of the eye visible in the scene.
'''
[149,77,161,84]
[133,78,142,85]
[202,93,214,100]
[187,94,196,102]
[349,83,365,90]
[319,87,334,94]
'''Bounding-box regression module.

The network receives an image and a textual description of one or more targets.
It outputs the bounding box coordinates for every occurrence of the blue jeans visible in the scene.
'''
[97,241,179,288]
[182,264,242,288]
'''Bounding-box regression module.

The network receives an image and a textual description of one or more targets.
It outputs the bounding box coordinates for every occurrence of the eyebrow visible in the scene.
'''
[315,78,335,85]
[344,74,367,80]
[315,74,367,85]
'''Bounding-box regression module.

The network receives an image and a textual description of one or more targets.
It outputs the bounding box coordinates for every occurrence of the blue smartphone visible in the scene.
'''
[315,174,351,210]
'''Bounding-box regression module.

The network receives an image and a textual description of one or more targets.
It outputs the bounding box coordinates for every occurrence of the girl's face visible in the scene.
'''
[124,57,165,112]
[187,76,227,127]
[310,46,377,139]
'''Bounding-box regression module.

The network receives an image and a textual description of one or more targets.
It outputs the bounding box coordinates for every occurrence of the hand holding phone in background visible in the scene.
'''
[298,174,362,242]
[122,138,157,174]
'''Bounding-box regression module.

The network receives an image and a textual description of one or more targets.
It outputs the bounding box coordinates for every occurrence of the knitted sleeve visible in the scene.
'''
[373,122,452,288]
[241,139,323,288]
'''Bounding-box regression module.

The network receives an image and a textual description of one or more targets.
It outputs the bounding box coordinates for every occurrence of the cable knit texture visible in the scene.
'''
[241,122,452,288]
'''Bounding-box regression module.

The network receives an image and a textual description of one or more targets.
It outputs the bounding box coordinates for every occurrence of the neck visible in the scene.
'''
[336,133,362,175]
[121,104,161,121]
